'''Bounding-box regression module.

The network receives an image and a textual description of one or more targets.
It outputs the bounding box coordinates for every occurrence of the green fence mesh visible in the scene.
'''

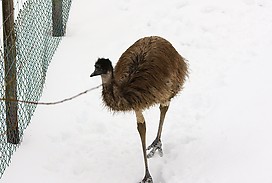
[0,0,72,179]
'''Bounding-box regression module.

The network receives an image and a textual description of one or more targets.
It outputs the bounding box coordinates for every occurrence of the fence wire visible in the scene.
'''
[0,0,72,179]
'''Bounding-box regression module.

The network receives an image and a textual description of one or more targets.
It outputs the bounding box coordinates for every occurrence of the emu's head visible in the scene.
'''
[90,58,113,83]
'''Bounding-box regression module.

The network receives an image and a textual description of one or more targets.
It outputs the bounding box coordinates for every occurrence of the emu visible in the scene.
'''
[90,36,188,183]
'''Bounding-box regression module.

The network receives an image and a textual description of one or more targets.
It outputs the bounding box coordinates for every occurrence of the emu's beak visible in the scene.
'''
[90,72,96,77]
[90,71,97,77]
[90,69,102,77]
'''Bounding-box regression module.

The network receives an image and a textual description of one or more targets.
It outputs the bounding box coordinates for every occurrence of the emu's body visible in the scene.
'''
[90,36,188,183]
[102,36,187,111]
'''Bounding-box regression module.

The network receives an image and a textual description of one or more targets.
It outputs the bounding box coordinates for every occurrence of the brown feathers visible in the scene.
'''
[100,36,188,111]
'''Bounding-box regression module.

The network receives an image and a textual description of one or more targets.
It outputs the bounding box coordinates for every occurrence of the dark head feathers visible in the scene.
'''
[90,58,113,77]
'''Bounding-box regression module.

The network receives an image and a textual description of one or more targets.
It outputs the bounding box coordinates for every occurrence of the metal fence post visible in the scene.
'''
[52,0,64,37]
[2,0,20,144]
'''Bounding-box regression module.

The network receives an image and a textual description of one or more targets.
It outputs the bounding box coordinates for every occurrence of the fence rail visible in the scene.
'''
[0,0,72,178]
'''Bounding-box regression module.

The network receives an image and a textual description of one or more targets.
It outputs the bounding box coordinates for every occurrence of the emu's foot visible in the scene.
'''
[139,173,153,183]
[147,138,163,158]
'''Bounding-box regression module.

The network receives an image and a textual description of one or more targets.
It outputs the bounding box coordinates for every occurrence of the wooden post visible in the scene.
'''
[52,0,64,37]
[2,0,20,144]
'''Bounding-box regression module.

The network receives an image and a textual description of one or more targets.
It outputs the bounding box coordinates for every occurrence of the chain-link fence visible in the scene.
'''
[0,0,72,178]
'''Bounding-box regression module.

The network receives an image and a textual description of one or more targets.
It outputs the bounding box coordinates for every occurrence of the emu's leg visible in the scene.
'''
[147,101,170,158]
[136,110,153,183]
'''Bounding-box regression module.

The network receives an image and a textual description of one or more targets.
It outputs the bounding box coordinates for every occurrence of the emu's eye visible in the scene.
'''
[95,65,101,69]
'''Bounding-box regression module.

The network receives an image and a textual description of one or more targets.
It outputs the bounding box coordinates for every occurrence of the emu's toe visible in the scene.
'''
[147,139,163,158]
[139,176,153,183]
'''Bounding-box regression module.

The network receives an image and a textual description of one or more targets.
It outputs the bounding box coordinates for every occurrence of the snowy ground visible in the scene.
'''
[2,0,272,182]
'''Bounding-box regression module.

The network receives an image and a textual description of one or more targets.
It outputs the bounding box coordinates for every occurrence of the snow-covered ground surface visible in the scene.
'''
[2,0,272,182]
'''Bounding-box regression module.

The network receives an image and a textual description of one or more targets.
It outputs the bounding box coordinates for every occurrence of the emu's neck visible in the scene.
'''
[101,71,113,84]
[100,71,131,111]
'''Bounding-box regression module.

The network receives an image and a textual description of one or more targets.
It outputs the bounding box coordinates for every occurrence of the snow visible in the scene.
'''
[2,0,272,182]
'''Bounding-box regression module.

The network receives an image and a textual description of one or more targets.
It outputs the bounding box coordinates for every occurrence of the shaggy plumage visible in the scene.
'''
[98,36,188,111]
